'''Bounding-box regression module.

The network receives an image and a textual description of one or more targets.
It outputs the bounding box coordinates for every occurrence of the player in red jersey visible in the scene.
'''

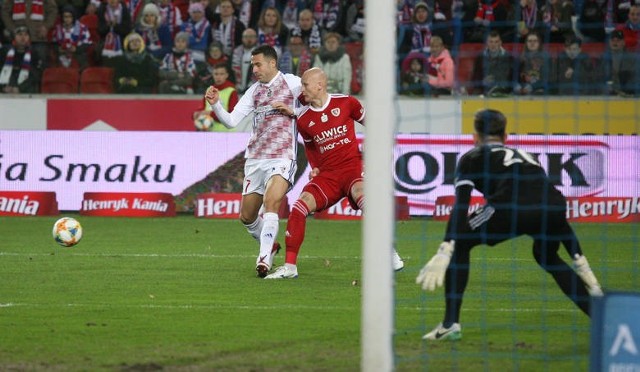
[265,67,404,279]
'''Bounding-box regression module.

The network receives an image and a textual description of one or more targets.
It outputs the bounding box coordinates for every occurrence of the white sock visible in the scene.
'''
[573,254,603,296]
[244,216,263,243]
[259,212,279,258]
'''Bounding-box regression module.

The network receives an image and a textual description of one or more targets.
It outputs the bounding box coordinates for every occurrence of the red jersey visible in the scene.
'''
[296,94,365,171]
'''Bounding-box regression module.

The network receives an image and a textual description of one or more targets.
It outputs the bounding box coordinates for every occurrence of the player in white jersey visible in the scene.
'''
[204,45,302,277]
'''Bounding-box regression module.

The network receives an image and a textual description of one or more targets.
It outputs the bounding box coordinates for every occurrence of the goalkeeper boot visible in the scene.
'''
[393,249,405,271]
[423,322,462,341]
[573,254,604,296]
[264,264,298,279]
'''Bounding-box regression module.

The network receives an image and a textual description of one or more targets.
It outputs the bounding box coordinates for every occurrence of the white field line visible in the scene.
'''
[0,251,636,264]
[0,302,578,313]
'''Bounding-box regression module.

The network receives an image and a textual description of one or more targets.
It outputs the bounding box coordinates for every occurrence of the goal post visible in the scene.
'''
[361,0,396,370]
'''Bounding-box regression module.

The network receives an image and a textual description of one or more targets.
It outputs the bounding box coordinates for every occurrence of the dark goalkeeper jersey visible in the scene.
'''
[455,142,565,207]
[445,142,566,241]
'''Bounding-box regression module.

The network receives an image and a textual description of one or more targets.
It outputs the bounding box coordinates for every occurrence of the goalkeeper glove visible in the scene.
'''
[416,241,455,291]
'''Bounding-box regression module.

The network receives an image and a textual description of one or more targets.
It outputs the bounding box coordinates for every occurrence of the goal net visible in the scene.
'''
[363,1,640,370]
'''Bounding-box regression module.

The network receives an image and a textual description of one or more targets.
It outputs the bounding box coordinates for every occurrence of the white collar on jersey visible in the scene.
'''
[309,94,333,112]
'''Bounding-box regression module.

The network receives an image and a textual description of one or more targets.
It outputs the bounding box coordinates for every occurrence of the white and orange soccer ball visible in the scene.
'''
[194,113,214,131]
[52,217,83,247]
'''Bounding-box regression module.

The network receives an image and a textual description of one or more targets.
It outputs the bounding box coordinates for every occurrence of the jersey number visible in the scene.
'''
[492,148,540,167]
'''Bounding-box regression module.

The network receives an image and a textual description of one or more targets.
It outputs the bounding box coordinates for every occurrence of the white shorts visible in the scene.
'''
[242,158,297,196]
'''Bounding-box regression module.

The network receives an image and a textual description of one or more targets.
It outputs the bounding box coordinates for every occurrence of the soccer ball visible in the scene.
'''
[194,113,214,131]
[52,217,83,247]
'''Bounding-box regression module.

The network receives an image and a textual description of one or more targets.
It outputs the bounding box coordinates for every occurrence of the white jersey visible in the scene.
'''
[212,71,301,160]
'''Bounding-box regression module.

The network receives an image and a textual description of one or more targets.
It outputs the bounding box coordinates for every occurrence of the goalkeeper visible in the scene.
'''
[416,109,603,341]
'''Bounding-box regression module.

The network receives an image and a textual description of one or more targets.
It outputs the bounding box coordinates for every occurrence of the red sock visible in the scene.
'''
[285,200,310,265]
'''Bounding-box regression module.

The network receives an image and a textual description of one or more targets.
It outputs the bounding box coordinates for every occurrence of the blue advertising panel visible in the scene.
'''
[591,292,640,372]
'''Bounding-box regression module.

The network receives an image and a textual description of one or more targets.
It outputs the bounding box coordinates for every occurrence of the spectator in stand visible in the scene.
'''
[158,31,197,93]
[195,40,229,92]
[280,0,306,31]
[552,35,601,95]
[52,6,93,69]
[514,31,552,95]
[312,0,347,36]
[231,0,260,29]
[97,0,133,60]
[290,9,322,54]
[398,2,433,55]
[619,4,640,50]
[109,32,158,93]
[601,29,639,95]
[192,63,238,131]
[540,0,575,43]
[609,0,640,25]
[426,35,454,95]
[1,0,58,68]
[468,0,510,43]
[400,51,429,96]
[157,0,183,37]
[135,3,173,60]
[345,0,365,42]
[256,6,288,56]
[0,26,43,94]
[471,30,514,96]
[56,0,88,20]
[312,31,351,93]
[397,0,416,26]
[231,27,257,93]
[207,0,245,57]
[279,32,313,76]
[511,0,543,42]
[181,2,211,64]
[578,0,607,42]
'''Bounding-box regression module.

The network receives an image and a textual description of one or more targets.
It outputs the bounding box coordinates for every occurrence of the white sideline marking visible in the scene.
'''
[0,251,635,264]
[0,302,578,313]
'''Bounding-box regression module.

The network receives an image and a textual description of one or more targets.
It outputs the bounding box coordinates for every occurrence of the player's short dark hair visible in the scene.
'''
[474,109,506,137]
[252,45,278,64]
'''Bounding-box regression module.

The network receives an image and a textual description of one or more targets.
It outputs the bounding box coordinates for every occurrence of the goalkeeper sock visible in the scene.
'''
[244,216,264,243]
[285,200,310,265]
[259,212,279,259]
[573,254,603,296]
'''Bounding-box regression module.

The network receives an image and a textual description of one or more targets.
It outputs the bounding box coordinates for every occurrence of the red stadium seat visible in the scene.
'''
[581,42,606,57]
[457,43,485,59]
[344,42,364,94]
[80,67,115,94]
[456,56,476,91]
[41,67,80,93]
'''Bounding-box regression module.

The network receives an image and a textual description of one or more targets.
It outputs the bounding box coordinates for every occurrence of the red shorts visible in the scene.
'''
[303,163,364,212]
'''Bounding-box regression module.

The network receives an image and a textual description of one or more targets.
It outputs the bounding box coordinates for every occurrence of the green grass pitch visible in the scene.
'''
[0,215,637,371]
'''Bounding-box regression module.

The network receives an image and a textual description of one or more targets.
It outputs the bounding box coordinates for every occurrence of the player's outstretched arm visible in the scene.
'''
[416,241,455,291]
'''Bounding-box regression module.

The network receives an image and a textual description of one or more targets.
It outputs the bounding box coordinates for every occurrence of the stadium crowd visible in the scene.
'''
[0,0,639,97]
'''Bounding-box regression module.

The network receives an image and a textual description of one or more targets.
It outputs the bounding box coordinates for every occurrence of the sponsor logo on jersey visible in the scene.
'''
[321,113,328,122]
[308,121,315,127]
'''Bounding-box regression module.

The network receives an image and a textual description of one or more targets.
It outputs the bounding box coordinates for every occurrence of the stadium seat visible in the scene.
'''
[344,42,364,94]
[581,42,606,57]
[456,43,485,59]
[41,67,80,93]
[80,67,115,94]
[455,56,476,92]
